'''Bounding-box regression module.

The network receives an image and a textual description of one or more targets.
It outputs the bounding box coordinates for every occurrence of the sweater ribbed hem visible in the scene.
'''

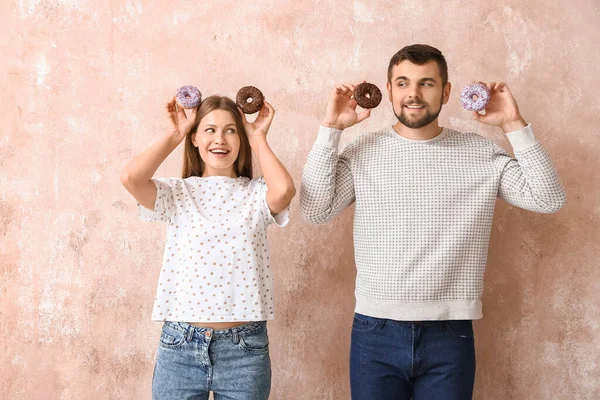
[355,294,483,321]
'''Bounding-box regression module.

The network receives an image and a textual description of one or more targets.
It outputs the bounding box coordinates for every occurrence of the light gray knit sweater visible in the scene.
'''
[300,124,565,320]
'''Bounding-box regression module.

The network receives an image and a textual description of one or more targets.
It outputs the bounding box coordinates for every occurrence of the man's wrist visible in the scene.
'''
[502,116,527,133]
[321,120,345,130]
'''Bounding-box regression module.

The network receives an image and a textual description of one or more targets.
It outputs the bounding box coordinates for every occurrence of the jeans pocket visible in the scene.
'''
[159,323,186,349]
[352,313,381,332]
[446,320,474,338]
[238,329,269,355]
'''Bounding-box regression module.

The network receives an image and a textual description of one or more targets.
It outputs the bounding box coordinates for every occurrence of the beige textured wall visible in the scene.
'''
[2,0,599,399]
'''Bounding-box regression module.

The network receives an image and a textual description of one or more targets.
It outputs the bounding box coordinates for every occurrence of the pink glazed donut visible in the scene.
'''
[460,83,490,112]
[175,85,202,109]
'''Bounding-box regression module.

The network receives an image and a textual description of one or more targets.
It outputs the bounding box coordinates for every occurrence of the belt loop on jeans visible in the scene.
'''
[185,325,195,342]
[380,318,387,329]
[232,327,240,344]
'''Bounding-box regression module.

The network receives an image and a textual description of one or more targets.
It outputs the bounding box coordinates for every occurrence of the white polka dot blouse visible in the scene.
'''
[138,176,289,322]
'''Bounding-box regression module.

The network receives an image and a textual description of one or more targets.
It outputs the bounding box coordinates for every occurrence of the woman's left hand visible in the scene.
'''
[240,101,275,144]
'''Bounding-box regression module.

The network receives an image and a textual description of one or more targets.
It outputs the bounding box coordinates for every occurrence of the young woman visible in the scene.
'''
[120,94,295,399]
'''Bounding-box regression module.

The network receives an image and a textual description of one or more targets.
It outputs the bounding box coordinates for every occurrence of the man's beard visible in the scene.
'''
[394,98,443,129]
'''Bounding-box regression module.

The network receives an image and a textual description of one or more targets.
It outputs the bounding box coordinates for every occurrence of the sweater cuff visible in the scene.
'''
[315,125,343,149]
[505,123,538,151]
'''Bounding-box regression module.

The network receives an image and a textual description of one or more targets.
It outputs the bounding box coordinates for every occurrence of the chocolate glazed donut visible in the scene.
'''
[236,86,265,114]
[353,82,382,109]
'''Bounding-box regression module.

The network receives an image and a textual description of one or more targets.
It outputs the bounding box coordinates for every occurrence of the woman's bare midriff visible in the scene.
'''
[188,321,250,329]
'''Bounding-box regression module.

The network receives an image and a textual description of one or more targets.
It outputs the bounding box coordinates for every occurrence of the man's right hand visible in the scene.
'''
[321,82,372,130]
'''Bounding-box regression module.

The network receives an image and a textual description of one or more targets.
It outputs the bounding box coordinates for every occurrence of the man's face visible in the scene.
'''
[386,60,451,129]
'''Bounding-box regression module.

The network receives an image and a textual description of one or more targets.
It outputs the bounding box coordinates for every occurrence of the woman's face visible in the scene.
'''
[193,109,241,178]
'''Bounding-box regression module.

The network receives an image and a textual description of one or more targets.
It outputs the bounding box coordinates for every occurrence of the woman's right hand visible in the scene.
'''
[321,82,371,130]
[166,96,198,141]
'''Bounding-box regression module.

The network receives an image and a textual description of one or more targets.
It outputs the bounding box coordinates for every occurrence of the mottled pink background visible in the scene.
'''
[1,1,599,399]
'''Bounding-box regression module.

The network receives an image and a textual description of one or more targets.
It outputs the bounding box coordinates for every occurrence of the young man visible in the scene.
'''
[300,44,566,399]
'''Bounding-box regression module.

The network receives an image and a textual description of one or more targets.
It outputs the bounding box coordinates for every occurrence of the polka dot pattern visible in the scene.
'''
[301,125,566,320]
[138,176,289,322]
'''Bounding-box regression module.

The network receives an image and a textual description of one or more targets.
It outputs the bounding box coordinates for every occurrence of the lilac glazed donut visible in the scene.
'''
[175,85,202,109]
[460,83,490,112]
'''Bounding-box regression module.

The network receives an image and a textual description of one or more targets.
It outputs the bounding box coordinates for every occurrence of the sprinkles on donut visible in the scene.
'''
[175,85,202,109]
[460,83,490,112]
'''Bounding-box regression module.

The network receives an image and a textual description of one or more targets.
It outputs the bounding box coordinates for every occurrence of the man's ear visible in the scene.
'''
[442,82,452,105]
[386,81,392,102]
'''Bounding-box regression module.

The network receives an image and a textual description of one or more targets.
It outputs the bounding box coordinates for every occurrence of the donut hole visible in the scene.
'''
[246,97,253,103]
[364,93,371,99]
[471,94,479,101]
[185,94,191,99]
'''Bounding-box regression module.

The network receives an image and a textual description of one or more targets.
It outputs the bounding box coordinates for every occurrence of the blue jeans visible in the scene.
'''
[350,313,476,400]
[152,321,271,400]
